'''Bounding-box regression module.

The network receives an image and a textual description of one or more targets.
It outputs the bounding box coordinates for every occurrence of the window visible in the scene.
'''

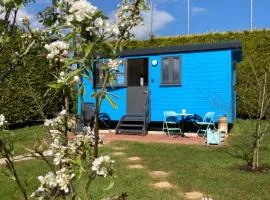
[161,56,181,85]
[95,61,127,87]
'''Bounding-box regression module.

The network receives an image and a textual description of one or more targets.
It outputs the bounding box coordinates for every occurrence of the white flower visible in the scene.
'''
[107,59,122,70]
[44,41,69,60]
[0,114,6,127]
[68,0,97,22]
[73,75,80,83]
[60,71,65,77]
[0,114,5,122]
[53,152,63,165]
[92,155,114,177]
[111,26,120,36]
[44,119,53,127]
[56,168,74,193]
[59,109,67,116]
[20,16,30,25]
[94,17,103,27]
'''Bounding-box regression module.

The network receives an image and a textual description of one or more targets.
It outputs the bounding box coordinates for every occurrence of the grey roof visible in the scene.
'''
[120,40,241,57]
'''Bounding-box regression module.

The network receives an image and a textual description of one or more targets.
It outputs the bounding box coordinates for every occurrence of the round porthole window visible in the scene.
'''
[151,59,158,66]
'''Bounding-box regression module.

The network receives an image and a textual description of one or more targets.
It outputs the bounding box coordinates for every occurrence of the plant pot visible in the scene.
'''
[218,116,228,134]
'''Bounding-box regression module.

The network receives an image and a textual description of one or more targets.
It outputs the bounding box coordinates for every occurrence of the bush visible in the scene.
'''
[0,30,63,123]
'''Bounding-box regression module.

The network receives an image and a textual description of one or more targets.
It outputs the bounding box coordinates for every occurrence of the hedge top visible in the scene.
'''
[121,40,241,57]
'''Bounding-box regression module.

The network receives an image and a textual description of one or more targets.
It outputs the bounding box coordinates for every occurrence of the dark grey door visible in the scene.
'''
[127,86,148,115]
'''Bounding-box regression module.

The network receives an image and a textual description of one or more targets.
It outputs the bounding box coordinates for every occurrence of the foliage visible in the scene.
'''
[126,29,270,118]
[231,55,270,170]
[0,28,63,122]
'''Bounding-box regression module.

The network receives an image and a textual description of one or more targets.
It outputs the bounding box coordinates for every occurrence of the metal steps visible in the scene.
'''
[116,115,146,135]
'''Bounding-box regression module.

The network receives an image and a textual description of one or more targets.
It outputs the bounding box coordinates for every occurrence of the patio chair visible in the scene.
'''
[75,103,95,133]
[196,112,215,137]
[162,111,181,137]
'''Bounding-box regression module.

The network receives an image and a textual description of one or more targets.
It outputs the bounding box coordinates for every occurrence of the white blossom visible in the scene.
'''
[92,155,114,177]
[67,0,97,22]
[44,41,69,60]
[94,17,103,27]
[32,168,74,198]
[0,114,6,127]
[59,109,67,116]
[107,59,122,70]
[44,119,53,127]
[73,75,80,83]
[111,25,120,36]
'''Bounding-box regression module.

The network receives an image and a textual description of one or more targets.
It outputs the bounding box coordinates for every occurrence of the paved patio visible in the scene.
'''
[101,132,205,145]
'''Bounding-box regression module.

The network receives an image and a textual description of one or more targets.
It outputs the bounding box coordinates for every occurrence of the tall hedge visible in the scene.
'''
[126,30,270,118]
[0,30,64,123]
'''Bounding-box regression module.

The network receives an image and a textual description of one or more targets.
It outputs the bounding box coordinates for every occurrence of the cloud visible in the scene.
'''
[191,6,208,15]
[0,7,43,29]
[131,8,175,39]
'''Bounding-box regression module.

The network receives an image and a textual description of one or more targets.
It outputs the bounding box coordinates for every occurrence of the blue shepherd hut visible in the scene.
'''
[78,41,242,135]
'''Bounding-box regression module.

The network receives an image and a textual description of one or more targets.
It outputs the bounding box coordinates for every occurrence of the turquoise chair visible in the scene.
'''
[162,111,181,137]
[196,112,215,137]
[206,129,221,145]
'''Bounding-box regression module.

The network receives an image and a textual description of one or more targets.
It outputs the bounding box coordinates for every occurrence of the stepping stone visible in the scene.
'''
[149,171,169,178]
[183,191,204,199]
[151,181,173,189]
[112,147,126,150]
[111,152,125,156]
[202,197,213,200]
[127,157,141,161]
[128,164,144,169]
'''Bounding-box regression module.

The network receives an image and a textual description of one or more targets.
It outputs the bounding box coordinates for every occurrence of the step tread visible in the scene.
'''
[120,124,144,127]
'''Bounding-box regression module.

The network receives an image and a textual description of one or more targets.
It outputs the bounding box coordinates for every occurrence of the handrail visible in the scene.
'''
[143,91,150,135]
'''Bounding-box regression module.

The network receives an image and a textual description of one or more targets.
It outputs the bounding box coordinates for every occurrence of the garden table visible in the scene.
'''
[177,113,194,134]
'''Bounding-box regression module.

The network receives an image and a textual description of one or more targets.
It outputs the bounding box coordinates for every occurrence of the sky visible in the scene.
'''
[21,0,270,39]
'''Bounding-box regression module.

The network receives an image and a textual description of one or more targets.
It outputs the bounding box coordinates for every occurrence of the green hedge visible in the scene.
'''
[1,29,269,121]
[126,29,270,118]
[0,30,64,123]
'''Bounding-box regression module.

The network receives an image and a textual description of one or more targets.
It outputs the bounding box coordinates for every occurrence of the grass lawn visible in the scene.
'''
[3,125,47,155]
[0,120,270,199]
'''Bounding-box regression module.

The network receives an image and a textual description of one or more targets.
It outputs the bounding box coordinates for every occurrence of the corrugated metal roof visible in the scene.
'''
[120,40,241,57]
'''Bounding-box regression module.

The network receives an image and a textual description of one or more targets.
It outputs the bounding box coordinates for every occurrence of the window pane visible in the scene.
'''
[115,73,125,85]
[172,57,180,83]
[118,63,125,73]
[162,58,170,83]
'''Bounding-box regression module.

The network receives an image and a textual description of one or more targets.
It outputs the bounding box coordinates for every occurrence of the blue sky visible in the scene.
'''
[24,0,270,39]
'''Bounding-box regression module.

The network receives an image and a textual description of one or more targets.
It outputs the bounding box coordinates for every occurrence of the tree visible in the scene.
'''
[237,55,270,171]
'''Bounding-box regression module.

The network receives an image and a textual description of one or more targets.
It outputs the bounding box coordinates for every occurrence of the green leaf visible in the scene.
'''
[66,68,82,82]
[104,177,115,191]
[0,171,15,181]
[48,82,62,89]
[107,92,119,99]
[64,58,84,70]
[79,85,85,96]
[105,94,118,109]
[108,75,115,88]
[84,43,94,59]
[64,31,77,41]
[90,91,99,98]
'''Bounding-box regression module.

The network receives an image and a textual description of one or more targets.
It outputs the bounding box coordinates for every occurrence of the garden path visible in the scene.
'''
[0,150,52,165]
[111,144,212,200]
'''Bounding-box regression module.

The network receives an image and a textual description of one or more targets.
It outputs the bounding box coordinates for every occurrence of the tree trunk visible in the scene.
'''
[65,92,70,114]
[252,123,261,170]
[93,96,100,158]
